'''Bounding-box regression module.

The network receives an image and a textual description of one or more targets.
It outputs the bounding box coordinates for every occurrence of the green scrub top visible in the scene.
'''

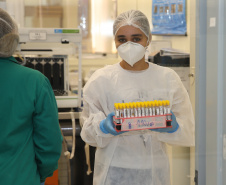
[0,57,62,185]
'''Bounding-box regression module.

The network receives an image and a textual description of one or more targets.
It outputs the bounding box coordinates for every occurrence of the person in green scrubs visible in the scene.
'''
[0,8,62,185]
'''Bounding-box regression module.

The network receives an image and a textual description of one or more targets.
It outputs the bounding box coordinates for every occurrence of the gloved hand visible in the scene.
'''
[152,111,179,133]
[40,182,45,185]
[100,112,125,136]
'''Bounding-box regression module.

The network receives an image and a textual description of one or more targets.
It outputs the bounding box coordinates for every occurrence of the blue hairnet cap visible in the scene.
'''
[113,10,151,39]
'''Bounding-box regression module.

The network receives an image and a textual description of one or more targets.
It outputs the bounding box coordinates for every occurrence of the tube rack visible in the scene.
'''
[113,114,172,132]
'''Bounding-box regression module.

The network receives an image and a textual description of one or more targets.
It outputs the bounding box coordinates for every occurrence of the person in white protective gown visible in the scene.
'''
[80,10,195,185]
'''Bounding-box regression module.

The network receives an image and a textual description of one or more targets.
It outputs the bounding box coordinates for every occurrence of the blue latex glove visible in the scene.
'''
[152,111,179,133]
[40,182,45,185]
[100,112,125,135]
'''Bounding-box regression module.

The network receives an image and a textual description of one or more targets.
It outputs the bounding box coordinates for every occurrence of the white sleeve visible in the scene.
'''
[80,78,115,148]
[157,71,195,147]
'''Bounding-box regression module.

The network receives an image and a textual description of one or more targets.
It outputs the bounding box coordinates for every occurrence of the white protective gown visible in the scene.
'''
[80,62,195,185]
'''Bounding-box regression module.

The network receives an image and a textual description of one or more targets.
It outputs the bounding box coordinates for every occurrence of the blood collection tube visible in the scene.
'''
[144,101,149,116]
[158,100,164,115]
[152,101,156,116]
[114,103,121,130]
[140,102,145,117]
[133,102,138,117]
[119,103,124,118]
[162,100,167,115]
[125,103,131,118]
[136,102,142,117]
[129,102,135,117]
[148,101,153,116]
[154,100,160,115]
[114,103,120,118]
[122,103,127,118]
[165,100,171,120]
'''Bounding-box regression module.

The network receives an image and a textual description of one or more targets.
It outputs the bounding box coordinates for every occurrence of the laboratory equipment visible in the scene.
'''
[16,28,82,108]
[149,48,190,94]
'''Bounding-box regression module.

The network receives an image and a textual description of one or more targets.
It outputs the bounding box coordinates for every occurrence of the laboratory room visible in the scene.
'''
[0,0,226,185]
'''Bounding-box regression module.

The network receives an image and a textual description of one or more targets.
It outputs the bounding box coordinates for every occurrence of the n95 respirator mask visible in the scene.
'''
[117,41,146,67]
